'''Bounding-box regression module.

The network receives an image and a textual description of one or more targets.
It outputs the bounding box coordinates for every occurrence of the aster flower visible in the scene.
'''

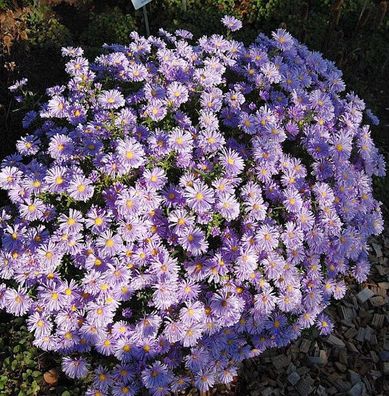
[221,15,242,32]
[4,287,32,316]
[272,29,294,50]
[116,138,145,171]
[62,356,89,379]
[68,174,94,202]
[179,227,208,256]
[219,148,244,176]
[216,193,240,221]
[184,180,214,213]
[98,90,125,109]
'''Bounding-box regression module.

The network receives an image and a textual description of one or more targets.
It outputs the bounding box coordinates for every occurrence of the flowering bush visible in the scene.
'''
[0,16,385,395]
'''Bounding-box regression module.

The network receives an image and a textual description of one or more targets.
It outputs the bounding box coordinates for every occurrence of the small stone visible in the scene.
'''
[296,377,314,396]
[272,354,290,370]
[372,242,383,257]
[371,314,385,329]
[384,334,389,350]
[339,350,348,365]
[344,327,358,339]
[299,338,311,353]
[378,282,389,289]
[43,369,58,386]
[369,295,385,307]
[286,363,296,374]
[335,362,347,373]
[308,349,327,367]
[346,341,359,353]
[364,326,374,342]
[347,382,363,396]
[356,288,374,303]
[379,351,389,362]
[383,362,389,375]
[370,350,379,363]
[355,327,366,342]
[348,370,361,385]
[325,334,345,348]
[288,371,300,386]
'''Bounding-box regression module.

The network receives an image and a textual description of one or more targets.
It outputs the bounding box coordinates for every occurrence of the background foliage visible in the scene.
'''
[0,0,388,394]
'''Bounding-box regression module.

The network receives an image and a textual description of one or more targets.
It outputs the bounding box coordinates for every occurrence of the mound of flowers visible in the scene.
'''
[0,16,385,395]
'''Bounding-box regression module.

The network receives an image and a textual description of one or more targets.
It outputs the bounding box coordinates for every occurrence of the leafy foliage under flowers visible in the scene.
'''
[0,16,386,395]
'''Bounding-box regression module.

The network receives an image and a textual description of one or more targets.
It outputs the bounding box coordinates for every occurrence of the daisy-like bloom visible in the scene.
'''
[145,100,167,121]
[65,56,89,75]
[96,230,123,257]
[61,46,84,57]
[194,368,216,392]
[271,28,294,50]
[27,312,52,338]
[168,208,195,235]
[47,96,67,118]
[182,322,204,347]
[283,188,303,213]
[179,227,208,256]
[253,289,276,317]
[169,128,193,153]
[98,90,125,109]
[255,224,279,252]
[92,365,112,392]
[216,193,240,221]
[315,313,334,335]
[199,130,225,154]
[4,287,32,316]
[142,361,171,390]
[142,167,167,190]
[167,81,189,106]
[282,222,304,249]
[19,199,45,221]
[85,206,111,233]
[184,180,214,213]
[59,208,84,233]
[116,138,145,171]
[127,63,148,81]
[68,174,94,202]
[219,148,245,176]
[45,165,68,193]
[62,356,89,379]
[221,15,242,32]
[0,166,22,189]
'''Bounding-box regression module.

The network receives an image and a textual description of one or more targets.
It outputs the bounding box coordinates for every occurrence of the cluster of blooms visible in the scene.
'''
[0,15,385,396]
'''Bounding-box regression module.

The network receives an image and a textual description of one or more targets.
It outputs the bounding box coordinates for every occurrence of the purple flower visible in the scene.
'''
[221,15,242,32]
[116,138,145,171]
[184,180,214,213]
[98,90,125,109]
[62,356,89,379]
[179,227,208,256]
[219,148,244,176]
[68,174,94,202]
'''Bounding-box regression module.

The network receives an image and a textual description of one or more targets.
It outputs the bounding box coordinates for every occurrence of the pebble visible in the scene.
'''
[325,334,345,348]
[369,295,386,307]
[287,371,300,386]
[348,370,361,385]
[347,382,363,396]
[356,287,374,303]
[335,361,347,372]
[296,377,314,396]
